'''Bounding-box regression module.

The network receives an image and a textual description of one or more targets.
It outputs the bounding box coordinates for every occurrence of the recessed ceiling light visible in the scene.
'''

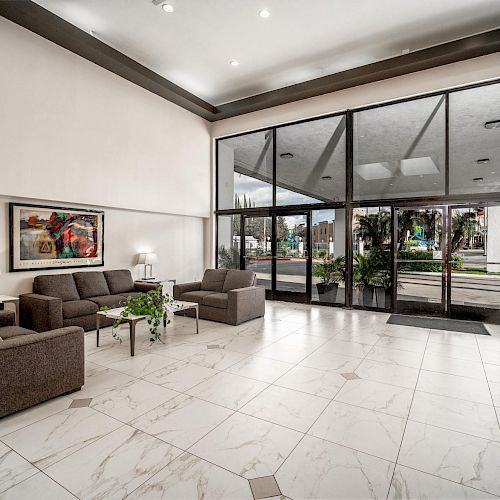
[280,152,293,159]
[485,120,500,129]
[477,158,490,164]
[321,175,332,180]
[229,59,240,67]
[259,9,271,18]
[162,4,174,12]
[473,177,484,183]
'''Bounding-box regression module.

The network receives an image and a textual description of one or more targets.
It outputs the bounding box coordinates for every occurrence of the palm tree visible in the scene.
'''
[451,212,477,253]
[397,210,417,250]
[356,212,391,250]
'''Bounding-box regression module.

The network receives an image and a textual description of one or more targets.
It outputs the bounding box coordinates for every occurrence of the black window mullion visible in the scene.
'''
[345,110,354,308]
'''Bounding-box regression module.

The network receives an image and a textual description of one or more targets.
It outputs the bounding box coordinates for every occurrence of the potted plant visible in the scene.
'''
[369,249,392,310]
[353,253,377,306]
[313,256,345,303]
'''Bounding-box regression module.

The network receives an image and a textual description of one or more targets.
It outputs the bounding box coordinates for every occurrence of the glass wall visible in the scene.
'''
[276,116,346,205]
[218,130,273,209]
[449,83,500,195]
[353,96,446,200]
[217,215,240,269]
[243,216,272,290]
[311,209,345,304]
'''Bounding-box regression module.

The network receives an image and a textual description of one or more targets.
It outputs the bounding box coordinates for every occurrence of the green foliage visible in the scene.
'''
[356,212,391,250]
[353,250,391,289]
[313,257,345,285]
[451,212,477,253]
[218,245,240,269]
[353,253,378,287]
[397,251,442,272]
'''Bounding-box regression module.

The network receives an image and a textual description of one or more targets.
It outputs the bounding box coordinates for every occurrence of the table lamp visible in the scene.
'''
[137,253,157,279]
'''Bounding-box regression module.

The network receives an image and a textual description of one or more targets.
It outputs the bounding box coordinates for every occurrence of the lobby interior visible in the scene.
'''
[1,1,500,499]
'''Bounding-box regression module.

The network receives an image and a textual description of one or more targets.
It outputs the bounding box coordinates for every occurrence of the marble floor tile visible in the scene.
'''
[0,472,76,500]
[421,352,486,380]
[143,360,219,392]
[427,330,479,347]
[278,332,330,349]
[388,464,497,500]
[319,338,373,358]
[374,336,427,353]
[225,355,294,383]
[45,425,182,500]
[275,435,394,500]
[354,358,419,389]
[417,370,493,404]
[185,348,249,370]
[309,401,406,461]
[274,365,346,398]
[481,348,500,366]
[335,330,380,345]
[410,391,500,441]
[365,345,423,369]
[487,381,500,406]
[0,442,38,494]
[255,340,318,364]
[72,366,136,400]
[398,420,500,496]
[186,371,268,410]
[86,344,146,366]
[106,352,178,378]
[384,325,430,341]
[1,407,122,470]
[215,335,276,354]
[240,385,330,432]
[91,379,179,423]
[0,397,72,438]
[334,379,414,418]
[153,341,207,361]
[127,452,253,499]
[425,342,482,362]
[484,363,500,383]
[189,412,302,479]
[131,394,233,449]
[300,350,363,373]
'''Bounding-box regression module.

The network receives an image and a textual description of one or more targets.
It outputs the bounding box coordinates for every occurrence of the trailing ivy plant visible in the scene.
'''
[100,288,176,343]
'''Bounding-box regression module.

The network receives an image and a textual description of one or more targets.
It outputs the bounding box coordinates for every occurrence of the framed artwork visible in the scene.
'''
[9,203,104,272]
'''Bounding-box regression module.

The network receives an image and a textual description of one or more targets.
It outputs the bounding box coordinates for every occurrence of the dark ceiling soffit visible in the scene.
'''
[0,1,216,120]
[1,2,499,122]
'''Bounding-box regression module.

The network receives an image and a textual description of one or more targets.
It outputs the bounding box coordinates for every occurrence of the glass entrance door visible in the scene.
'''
[242,216,272,292]
[395,206,446,316]
[274,213,310,302]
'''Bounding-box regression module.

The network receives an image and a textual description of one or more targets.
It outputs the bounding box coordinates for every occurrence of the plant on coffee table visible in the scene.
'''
[100,288,176,343]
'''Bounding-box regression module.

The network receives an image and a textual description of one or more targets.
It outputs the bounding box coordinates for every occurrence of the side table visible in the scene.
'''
[0,295,20,325]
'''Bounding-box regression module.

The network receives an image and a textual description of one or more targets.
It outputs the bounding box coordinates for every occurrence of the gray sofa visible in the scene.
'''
[0,310,84,418]
[20,269,158,332]
[173,269,265,325]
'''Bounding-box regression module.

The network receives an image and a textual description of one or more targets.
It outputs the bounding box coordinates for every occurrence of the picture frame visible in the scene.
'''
[9,202,104,272]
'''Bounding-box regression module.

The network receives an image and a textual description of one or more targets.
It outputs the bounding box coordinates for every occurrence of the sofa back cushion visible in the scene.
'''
[103,270,135,295]
[222,270,256,292]
[73,271,110,299]
[201,269,228,292]
[34,274,80,302]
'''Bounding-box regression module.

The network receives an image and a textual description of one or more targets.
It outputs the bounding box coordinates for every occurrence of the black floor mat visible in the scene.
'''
[387,314,490,335]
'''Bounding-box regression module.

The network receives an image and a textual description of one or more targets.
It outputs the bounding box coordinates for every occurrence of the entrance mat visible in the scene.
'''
[387,314,490,335]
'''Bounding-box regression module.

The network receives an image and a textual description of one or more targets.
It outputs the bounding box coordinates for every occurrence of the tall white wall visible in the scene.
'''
[0,18,212,295]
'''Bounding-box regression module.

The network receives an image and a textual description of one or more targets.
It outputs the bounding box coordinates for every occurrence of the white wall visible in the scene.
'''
[0,17,212,218]
[0,195,205,296]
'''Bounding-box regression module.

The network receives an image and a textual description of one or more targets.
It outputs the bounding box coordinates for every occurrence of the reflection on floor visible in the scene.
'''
[1,301,500,499]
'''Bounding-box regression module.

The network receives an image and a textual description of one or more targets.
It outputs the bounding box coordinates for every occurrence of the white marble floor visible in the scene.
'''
[1,301,500,500]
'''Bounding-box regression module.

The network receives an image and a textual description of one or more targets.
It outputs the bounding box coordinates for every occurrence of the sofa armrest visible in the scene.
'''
[134,281,162,293]
[0,310,15,328]
[0,326,84,417]
[173,282,201,300]
[19,293,63,332]
[227,286,266,325]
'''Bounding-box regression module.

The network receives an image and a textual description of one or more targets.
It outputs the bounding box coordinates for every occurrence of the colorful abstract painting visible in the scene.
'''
[10,203,104,271]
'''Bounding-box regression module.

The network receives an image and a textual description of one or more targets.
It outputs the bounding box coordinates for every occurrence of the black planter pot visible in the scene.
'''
[316,283,339,303]
[374,286,391,310]
[360,284,375,307]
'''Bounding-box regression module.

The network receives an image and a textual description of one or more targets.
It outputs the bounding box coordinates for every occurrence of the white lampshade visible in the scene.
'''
[137,253,157,265]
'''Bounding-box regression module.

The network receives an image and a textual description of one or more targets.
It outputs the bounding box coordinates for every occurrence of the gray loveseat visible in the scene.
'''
[173,269,265,325]
[0,310,84,418]
[20,269,158,332]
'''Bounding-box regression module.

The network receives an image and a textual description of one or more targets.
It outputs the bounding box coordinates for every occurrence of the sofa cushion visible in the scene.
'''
[87,295,128,309]
[202,293,228,309]
[222,270,256,292]
[62,300,99,319]
[34,274,80,302]
[73,272,110,299]
[103,270,135,295]
[0,326,37,340]
[179,290,217,304]
[201,269,228,292]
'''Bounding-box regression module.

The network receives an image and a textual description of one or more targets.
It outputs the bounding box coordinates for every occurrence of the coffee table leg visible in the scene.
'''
[130,320,136,356]
[96,314,101,347]
[163,311,167,328]
[195,306,199,334]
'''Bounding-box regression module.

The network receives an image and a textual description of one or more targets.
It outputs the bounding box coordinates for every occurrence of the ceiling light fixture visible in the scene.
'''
[485,120,500,129]
[229,59,240,67]
[321,175,332,180]
[280,152,293,159]
[162,4,174,12]
[477,158,490,164]
[473,177,484,183]
[259,9,271,18]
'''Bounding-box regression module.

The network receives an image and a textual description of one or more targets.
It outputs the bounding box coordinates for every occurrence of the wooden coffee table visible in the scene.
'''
[96,301,199,356]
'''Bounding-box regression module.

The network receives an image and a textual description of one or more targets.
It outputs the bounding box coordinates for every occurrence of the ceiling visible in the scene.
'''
[33,0,500,106]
